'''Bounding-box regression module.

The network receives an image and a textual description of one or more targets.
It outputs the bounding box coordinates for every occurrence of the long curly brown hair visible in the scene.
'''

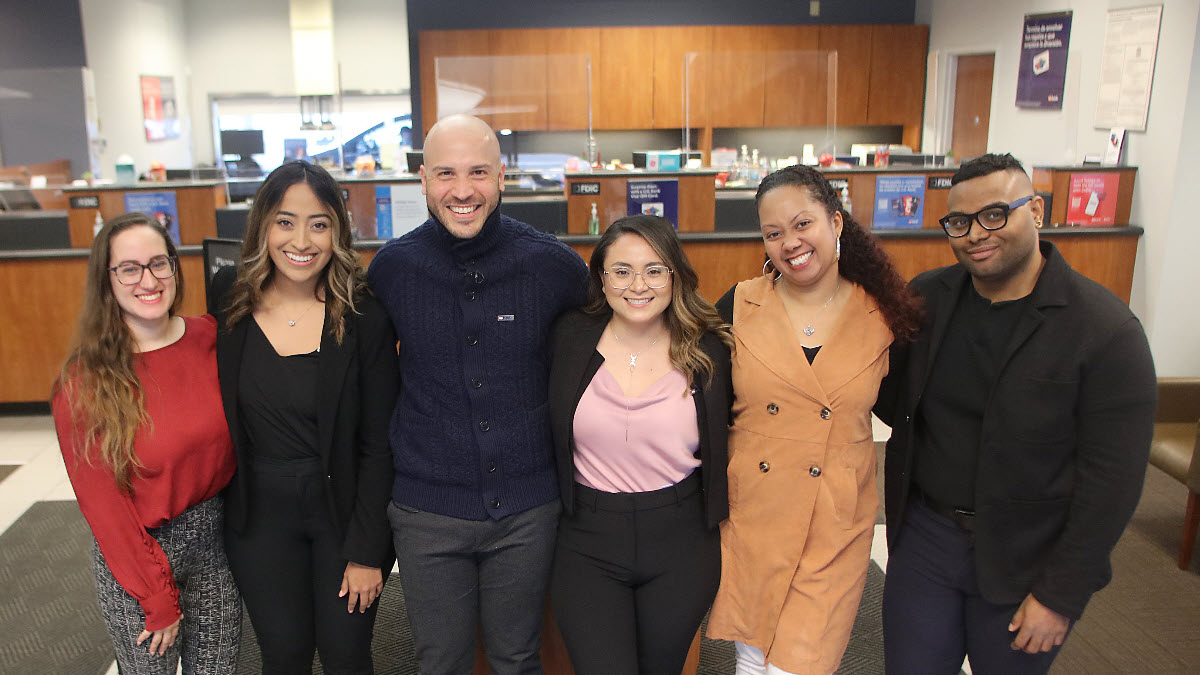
[54,213,184,493]
[584,215,733,389]
[757,165,923,342]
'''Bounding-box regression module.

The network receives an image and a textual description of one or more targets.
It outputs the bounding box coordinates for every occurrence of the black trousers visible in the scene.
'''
[550,472,721,675]
[883,499,1066,675]
[225,456,379,675]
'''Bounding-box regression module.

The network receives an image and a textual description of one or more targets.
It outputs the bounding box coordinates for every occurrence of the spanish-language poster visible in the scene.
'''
[374,184,426,239]
[1016,11,1073,109]
[140,75,182,141]
[873,175,924,229]
[1094,5,1162,131]
[627,179,679,228]
[124,192,181,244]
[1066,172,1120,226]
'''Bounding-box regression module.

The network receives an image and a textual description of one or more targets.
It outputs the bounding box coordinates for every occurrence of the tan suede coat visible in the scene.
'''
[706,276,892,675]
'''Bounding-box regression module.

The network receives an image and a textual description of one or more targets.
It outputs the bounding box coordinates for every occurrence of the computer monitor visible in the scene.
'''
[220,130,265,159]
[406,151,423,174]
[202,237,243,313]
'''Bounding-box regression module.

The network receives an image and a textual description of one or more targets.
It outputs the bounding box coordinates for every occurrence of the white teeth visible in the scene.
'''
[787,251,813,266]
[627,298,652,306]
[449,205,478,214]
[138,292,162,302]
[285,251,314,263]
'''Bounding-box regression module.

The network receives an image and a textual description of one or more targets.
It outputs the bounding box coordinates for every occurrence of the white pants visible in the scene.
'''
[734,642,805,675]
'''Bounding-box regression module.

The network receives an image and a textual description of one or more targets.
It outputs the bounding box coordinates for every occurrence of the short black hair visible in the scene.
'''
[951,153,1027,186]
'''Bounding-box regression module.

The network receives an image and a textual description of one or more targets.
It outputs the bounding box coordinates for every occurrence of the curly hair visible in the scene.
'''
[756,165,923,342]
[55,213,184,493]
[222,161,365,342]
[584,215,733,389]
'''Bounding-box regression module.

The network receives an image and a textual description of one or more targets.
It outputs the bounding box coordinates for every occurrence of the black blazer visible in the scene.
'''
[548,308,732,528]
[210,266,399,569]
[875,241,1156,620]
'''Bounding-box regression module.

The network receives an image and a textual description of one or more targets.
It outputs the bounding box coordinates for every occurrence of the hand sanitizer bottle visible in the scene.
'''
[588,202,600,236]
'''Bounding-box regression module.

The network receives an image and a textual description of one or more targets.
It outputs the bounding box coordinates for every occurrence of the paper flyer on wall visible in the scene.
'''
[873,176,924,229]
[1066,173,1120,226]
[1094,5,1162,131]
[626,179,679,228]
[123,191,181,244]
[374,184,427,239]
[1015,11,1073,109]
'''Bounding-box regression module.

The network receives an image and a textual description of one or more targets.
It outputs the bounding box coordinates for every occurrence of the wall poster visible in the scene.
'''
[124,192,180,244]
[873,175,925,229]
[374,184,427,239]
[626,179,679,228]
[1066,173,1120,226]
[1094,5,1162,131]
[1016,11,1073,109]
[140,75,181,141]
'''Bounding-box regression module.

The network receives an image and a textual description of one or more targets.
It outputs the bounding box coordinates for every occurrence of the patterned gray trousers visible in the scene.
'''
[91,494,242,675]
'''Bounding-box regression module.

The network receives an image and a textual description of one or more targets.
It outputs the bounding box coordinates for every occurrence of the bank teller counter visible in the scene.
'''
[62,180,227,248]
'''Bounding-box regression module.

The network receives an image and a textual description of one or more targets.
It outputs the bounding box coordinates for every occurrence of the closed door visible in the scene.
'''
[951,53,994,161]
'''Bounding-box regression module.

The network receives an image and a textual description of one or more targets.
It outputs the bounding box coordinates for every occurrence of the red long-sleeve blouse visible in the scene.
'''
[53,315,236,631]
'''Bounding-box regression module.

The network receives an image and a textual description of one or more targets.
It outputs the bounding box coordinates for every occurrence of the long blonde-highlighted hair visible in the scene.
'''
[584,215,732,389]
[221,161,365,341]
[54,213,184,493]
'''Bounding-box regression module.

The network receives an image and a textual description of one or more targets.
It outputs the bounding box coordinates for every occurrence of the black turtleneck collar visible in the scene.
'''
[433,202,505,263]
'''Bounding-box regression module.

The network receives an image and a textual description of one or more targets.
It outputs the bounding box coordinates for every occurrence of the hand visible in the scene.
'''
[136,615,180,656]
[339,562,383,613]
[1009,594,1070,654]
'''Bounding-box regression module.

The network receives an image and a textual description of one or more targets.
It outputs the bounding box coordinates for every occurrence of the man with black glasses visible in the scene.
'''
[876,153,1156,673]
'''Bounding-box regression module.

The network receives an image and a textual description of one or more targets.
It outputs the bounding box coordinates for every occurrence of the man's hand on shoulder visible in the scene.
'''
[1009,593,1070,654]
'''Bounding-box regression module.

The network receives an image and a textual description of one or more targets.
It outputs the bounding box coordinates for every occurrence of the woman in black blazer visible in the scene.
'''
[210,161,397,674]
[548,215,733,675]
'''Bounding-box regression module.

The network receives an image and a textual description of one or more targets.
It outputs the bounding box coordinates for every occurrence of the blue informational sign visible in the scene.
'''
[626,179,679,228]
[375,186,393,239]
[1016,11,1073,109]
[124,191,181,244]
[873,175,925,229]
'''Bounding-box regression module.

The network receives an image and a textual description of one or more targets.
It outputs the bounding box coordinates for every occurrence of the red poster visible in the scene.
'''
[1066,172,1119,226]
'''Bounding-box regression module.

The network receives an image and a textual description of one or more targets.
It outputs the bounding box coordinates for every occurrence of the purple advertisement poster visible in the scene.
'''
[626,179,679,228]
[873,175,924,230]
[1016,11,1073,109]
[124,191,181,244]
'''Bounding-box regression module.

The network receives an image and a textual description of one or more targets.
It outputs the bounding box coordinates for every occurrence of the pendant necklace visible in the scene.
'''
[784,278,841,337]
[609,328,664,441]
[279,298,320,327]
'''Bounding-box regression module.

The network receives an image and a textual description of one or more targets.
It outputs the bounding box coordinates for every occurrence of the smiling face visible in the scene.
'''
[945,169,1043,295]
[758,184,843,290]
[108,225,176,328]
[266,182,335,292]
[602,233,673,328]
[420,115,505,239]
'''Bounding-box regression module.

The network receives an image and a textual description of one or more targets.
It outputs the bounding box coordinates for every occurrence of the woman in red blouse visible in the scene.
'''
[52,213,240,674]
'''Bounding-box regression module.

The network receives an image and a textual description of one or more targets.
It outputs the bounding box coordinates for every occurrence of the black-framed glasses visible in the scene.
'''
[603,265,672,290]
[108,255,177,285]
[939,196,1035,238]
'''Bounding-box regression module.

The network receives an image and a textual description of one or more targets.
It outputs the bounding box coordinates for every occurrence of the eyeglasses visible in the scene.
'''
[108,255,177,285]
[603,265,672,290]
[939,196,1035,238]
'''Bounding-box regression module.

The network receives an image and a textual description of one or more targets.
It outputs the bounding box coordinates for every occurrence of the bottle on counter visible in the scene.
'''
[841,186,852,215]
[588,202,600,236]
[93,211,104,237]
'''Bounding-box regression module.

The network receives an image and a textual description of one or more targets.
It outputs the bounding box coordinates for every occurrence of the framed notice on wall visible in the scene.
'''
[1015,11,1073,109]
[1094,5,1162,131]
[140,75,182,141]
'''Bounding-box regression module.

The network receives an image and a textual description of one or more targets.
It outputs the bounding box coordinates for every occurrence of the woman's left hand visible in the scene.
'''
[339,561,384,613]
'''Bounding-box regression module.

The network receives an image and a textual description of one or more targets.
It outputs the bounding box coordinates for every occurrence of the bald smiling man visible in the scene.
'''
[367,116,588,674]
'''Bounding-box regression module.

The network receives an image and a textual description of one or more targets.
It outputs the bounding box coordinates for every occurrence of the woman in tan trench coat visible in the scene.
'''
[707,166,922,675]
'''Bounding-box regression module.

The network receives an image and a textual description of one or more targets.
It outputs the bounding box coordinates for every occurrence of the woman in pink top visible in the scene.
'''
[547,214,733,674]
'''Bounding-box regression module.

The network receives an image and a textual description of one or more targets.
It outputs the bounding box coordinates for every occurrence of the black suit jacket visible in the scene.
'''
[548,309,732,528]
[210,266,399,569]
[876,241,1156,619]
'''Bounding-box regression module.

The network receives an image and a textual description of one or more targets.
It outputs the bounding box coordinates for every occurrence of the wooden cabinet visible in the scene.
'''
[761,26,825,128]
[867,25,929,128]
[708,26,766,128]
[419,30,494,137]
[489,29,549,131]
[651,26,712,129]
[545,28,599,131]
[594,27,656,129]
[818,25,873,127]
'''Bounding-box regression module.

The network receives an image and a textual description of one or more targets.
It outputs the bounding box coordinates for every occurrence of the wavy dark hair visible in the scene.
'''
[584,215,733,388]
[54,213,184,493]
[222,161,365,342]
[756,165,922,342]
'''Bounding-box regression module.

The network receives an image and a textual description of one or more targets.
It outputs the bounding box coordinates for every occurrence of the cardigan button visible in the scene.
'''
[759,461,770,473]
[465,290,477,301]
[820,407,832,420]
[466,335,479,346]
[472,379,483,389]
[809,466,822,477]
[487,461,497,473]
[491,498,500,509]
[766,403,779,415]
[479,420,491,432]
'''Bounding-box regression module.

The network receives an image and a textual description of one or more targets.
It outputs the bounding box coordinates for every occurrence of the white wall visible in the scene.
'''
[918,0,1200,376]
[80,0,194,178]
[182,0,410,165]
